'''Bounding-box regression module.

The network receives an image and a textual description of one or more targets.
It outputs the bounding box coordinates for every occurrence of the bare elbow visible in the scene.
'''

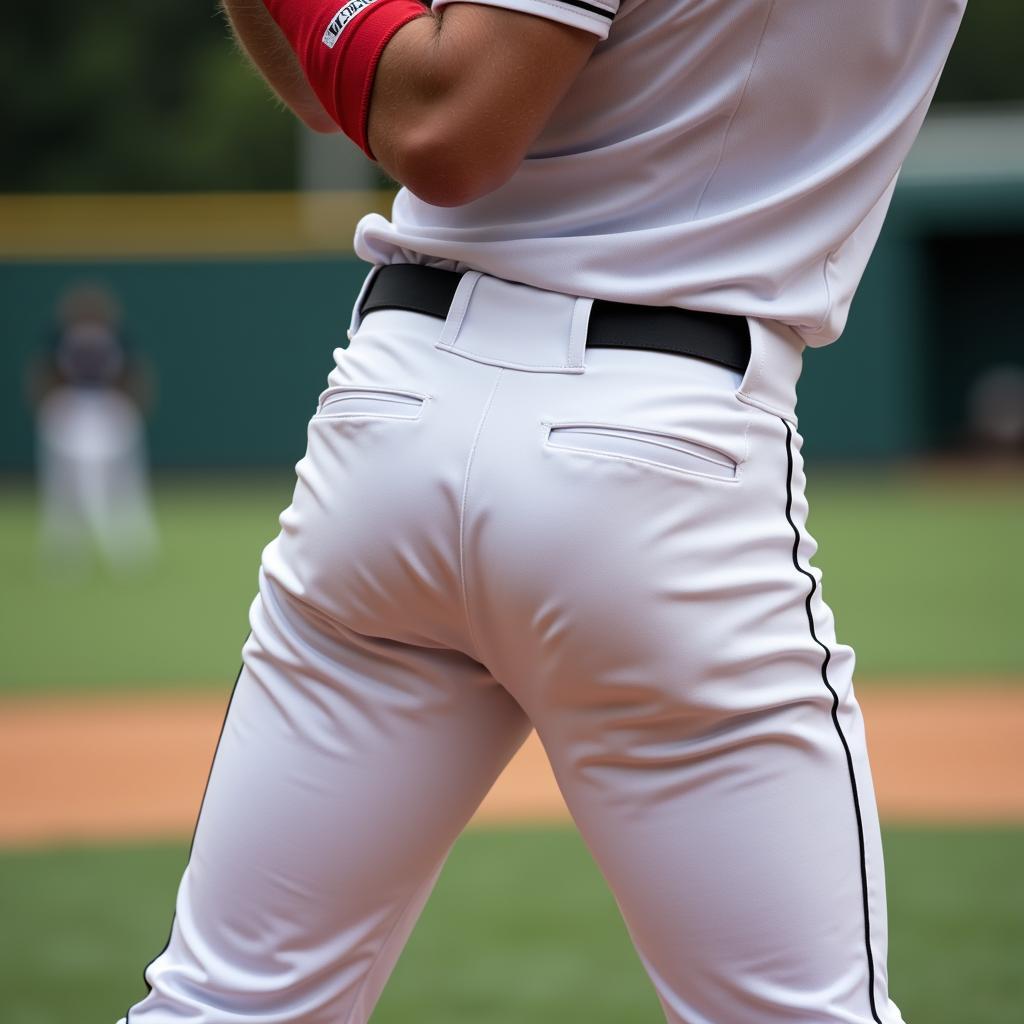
[391,124,520,208]
[404,168,496,209]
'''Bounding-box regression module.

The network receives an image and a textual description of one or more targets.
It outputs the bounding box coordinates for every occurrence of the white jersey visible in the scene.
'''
[355,0,966,347]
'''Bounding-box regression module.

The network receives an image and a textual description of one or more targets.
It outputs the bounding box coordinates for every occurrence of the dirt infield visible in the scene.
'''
[2,683,1022,847]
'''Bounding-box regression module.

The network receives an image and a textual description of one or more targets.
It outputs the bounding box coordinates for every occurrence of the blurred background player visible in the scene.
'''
[26,283,158,574]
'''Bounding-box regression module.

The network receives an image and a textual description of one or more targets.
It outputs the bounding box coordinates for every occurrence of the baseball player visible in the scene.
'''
[120,1,966,1022]
[30,284,158,573]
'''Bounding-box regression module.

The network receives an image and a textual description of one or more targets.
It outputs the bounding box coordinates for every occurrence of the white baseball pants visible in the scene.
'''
[38,387,158,571]
[122,271,903,1024]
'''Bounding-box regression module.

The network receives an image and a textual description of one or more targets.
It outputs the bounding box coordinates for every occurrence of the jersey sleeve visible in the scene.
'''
[430,0,619,40]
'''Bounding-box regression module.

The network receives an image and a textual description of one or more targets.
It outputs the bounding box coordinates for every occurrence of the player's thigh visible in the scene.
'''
[194,577,530,897]
[514,405,892,1022]
[541,702,886,1022]
[130,574,530,1021]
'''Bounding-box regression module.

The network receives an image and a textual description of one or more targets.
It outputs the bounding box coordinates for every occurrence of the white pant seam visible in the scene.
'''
[457,369,504,661]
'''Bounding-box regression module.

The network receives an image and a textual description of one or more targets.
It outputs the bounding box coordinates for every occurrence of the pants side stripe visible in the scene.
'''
[781,420,882,1024]
[124,655,247,1023]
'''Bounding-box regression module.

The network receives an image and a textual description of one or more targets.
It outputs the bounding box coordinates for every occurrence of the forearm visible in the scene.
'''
[221,0,338,133]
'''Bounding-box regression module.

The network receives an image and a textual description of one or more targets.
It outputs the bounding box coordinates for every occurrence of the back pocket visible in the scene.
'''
[317,386,426,420]
[546,423,738,481]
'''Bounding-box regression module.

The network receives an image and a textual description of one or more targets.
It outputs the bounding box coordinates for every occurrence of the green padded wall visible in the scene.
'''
[1,257,368,471]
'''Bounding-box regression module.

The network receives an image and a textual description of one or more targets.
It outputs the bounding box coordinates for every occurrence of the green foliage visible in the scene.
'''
[1,1,297,191]
[934,2,1024,106]
[0,827,1021,1023]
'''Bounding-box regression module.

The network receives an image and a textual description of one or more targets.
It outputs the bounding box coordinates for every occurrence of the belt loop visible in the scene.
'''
[436,271,482,351]
[736,318,805,423]
[347,264,382,341]
[567,296,593,370]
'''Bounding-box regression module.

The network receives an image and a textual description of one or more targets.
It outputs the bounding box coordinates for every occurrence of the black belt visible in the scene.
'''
[359,264,751,374]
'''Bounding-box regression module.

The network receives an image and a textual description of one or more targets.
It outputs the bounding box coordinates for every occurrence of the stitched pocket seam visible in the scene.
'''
[545,422,740,482]
[316,386,428,420]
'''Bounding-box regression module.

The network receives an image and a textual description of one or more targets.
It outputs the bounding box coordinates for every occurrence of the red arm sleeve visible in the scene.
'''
[264,0,430,157]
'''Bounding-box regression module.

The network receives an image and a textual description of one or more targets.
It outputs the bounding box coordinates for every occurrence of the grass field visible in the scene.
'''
[1,826,1021,1024]
[0,469,1022,691]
